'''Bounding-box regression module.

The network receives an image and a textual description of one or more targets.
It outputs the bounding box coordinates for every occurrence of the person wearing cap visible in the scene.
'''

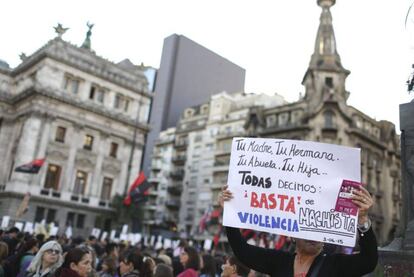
[25,240,63,277]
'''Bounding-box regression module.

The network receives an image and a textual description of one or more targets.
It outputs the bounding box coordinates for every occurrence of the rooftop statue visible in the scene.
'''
[53,23,69,38]
[81,22,94,50]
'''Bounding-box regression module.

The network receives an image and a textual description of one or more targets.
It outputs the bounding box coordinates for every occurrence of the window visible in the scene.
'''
[73,170,87,195]
[324,111,334,128]
[34,207,45,222]
[76,214,85,228]
[89,86,96,100]
[83,135,94,150]
[325,77,333,88]
[124,99,129,112]
[97,89,105,103]
[114,94,120,109]
[66,212,75,226]
[46,209,56,223]
[101,177,113,200]
[89,85,105,103]
[64,75,80,94]
[44,164,61,190]
[55,126,66,143]
[114,94,129,112]
[109,142,118,158]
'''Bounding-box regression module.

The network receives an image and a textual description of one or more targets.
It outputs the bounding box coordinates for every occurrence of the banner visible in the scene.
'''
[223,137,360,247]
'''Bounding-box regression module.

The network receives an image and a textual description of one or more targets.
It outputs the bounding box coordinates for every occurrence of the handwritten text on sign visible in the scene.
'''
[222,138,361,247]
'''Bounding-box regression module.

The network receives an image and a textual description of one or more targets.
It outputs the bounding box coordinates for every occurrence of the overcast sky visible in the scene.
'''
[1,0,413,130]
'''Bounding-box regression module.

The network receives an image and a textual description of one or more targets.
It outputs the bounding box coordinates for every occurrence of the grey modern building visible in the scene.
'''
[143,34,246,175]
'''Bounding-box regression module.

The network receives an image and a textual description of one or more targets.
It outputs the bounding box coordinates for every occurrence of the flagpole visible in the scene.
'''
[125,100,142,195]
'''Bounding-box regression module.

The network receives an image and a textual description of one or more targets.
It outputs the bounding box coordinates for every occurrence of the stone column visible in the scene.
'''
[10,116,43,188]
[400,101,414,250]
[62,124,82,192]
[35,116,52,187]
[90,133,106,197]
[117,141,129,195]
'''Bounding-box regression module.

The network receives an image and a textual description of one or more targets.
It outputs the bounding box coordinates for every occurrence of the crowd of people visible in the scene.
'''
[0,227,258,277]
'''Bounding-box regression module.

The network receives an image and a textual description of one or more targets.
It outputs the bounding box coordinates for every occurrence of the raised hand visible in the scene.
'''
[351,185,374,224]
[218,185,234,208]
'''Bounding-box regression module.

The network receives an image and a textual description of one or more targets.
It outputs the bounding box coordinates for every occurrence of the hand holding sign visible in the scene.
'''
[219,186,233,208]
[223,137,363,247]
[351,186,374,224]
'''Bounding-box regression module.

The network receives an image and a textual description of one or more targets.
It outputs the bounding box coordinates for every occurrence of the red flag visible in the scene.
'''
[123,172,146,206]
[275,235,286,250]
[213,225,222,248]
[15,158,45,174]
[198,207,212,233]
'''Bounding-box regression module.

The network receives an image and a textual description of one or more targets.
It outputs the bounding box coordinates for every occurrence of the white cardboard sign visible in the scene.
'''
[223,137,360,247]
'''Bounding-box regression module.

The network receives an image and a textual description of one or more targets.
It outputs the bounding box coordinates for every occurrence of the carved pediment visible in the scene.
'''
[46,149,69,161]
[75,157,95,169]
[75,150,97,169]
[102,159,121,174]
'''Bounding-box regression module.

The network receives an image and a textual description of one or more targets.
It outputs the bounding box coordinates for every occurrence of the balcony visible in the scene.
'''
[170,170,184,180]
[40,188,61,198]
[172,155,187,165]
[212,161,229,172]
[166,200,180,210]
[174,140,188,149]
[215,148,231,157]
[149,176,161,183]
[167,185,183,195]
[151,162,162,171]
[155,137,175,146]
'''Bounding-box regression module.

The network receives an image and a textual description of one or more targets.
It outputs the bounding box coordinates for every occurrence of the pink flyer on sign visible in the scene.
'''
[335,180,362,216]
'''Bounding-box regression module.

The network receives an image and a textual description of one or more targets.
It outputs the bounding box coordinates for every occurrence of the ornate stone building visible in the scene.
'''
[239,0,401,245]
[0,31,151,236]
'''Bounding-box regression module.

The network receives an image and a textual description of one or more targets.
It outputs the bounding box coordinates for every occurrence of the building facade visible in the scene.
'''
[145,91,286,238]
[147,0,401,246]
[143,34,246,176]
[0,35,152,236]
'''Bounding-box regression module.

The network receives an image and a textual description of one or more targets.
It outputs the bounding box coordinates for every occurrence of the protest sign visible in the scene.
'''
[122,224,128,234]
[65,226,72,238]
[15,222,24,231]
[101,231,108,242]
[50,225,59,236]
[24,222,34,233]
[163,238,172,249]
[203,239,213,251]
[223,137,360,247]
[134,233,142,245]
[1,216,10,229]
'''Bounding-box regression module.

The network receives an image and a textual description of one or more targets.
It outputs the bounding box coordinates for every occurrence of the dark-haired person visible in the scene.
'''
[16,238,39,277]
[26,240,63,277]
[57,247,92,277]
[98,257,118,277]
[97,243,119,271]
[200,254,218,277]
[220,185,378,277]
[177,247,199,277]
[154,263,173,277]
[119,252,142,277]
[3,226,20,255]
[221,256,249,277]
